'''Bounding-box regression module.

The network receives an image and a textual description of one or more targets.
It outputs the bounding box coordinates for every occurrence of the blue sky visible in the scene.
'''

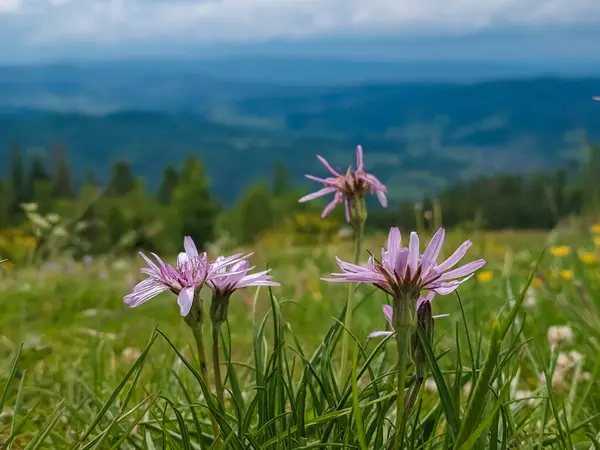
[1,0,600,63]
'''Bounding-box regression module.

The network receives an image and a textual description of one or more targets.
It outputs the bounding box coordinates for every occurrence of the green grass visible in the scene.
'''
[1,228,600,448]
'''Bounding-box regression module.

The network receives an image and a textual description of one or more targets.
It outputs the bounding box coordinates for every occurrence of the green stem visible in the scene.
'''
[393,297,411,449]
[189,323,220,441]
[212,323,225,410]
[339,219,364,382]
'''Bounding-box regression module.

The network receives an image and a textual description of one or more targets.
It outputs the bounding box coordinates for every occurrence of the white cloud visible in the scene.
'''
[0,0,22,13]
[2,0,600,45]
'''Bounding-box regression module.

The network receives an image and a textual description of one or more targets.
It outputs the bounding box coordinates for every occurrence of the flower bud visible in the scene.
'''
[411,299,435,378]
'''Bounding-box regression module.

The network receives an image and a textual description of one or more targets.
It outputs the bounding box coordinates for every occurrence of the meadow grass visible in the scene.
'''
[1,228,600,448]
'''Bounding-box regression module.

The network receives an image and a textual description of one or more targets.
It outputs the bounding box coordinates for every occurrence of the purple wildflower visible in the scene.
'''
[323,227,486,297]
[207,255,279,325]
[208,256,279,296]
[298,145,387,222]
[124,236,243,317]
[368,293,448,338]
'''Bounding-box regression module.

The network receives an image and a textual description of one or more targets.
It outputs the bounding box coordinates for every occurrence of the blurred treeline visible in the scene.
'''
[0,143,599,261]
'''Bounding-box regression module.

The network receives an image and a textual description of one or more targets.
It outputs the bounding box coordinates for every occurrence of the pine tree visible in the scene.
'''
[9,142,25,213]
[171,156,217,248]
[238,182,274,243]
[106,161,136,196]
[272,161,291,197]
[157,165,179,204]
[51,146,74,198]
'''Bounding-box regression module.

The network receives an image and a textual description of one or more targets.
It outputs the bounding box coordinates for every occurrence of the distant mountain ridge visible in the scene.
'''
[0,65,599,204]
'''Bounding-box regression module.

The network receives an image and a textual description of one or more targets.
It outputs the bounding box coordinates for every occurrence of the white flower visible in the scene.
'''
[524,288,536,309]
[547,325,574,348]
[424,379,437,393]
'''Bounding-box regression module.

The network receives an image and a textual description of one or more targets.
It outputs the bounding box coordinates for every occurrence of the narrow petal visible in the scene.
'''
[436,240,472,272]
[139,252,160,273]
[124,280,168,308]
[305,174,329,183]
[376,190,388,208]
[394,248,409,279]
[321,194,342,217]
[368,331,394,338]
[177,252,189,267]
[299,187,336,203]
[437,259,487,281]
[431,281,461,295]
[407,232,420,276]
[420,228,445,274]
[382,304,393,327]
[184,236,199,259]
[356,145,364,170]
[344,198,351,223]
[317,155,341,177]
[386,227,401,270]
[177,287,195,317]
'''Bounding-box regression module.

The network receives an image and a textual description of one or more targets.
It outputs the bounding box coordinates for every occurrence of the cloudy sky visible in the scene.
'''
[1,0,600,62]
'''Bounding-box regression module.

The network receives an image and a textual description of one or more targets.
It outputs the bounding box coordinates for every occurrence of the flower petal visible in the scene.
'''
[407,232,420,276]
[299,187,337,203]
[344,198,351,223]
[376,190,388,208]
[184,236,199,259]
[356,145,364,170]
[420,228,445,274]
[368,331,394,338]
[382,304,393,327]
[436,240,473,272]
[177,287,195,317]
[437,259,487,282]
[321,192,342,217]
[386,227,401,270]
[317,155,341,176]
[124,279,168,308]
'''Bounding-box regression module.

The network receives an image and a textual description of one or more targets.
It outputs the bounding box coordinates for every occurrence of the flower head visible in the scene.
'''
[578,251,597,264]
[298,145,387,222]
[550,245,570,257]
[324,227,486,298]
[124,237,243,317]
[547,325,574,348]
[208,256,279,297]
[207,255,279,325]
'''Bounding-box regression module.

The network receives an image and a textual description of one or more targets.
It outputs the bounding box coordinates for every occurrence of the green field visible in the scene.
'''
[1,227,600,448]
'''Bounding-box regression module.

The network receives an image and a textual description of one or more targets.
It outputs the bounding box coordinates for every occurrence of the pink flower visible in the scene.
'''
[323,227,486,297]
[368,293,448,338]
[207,255,279,325]
[208,256,279,297]
[124,237,244,317]
[298,145,387,222]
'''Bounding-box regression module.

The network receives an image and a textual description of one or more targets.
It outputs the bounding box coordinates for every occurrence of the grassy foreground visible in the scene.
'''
[1,228,600,449]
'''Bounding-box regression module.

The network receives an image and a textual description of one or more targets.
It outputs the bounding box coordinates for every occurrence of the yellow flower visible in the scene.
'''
[559,270,574,281]
[476,271,493,282]
[594,237,600,247]
[550,246,571,257]
[591,224,600,234]
[578,251,597,264]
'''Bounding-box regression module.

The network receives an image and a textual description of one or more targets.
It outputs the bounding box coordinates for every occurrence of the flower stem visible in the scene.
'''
[212,323,225,410]
[393,296,411,449]
[189,322,221,441]
[339,219,364,382]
